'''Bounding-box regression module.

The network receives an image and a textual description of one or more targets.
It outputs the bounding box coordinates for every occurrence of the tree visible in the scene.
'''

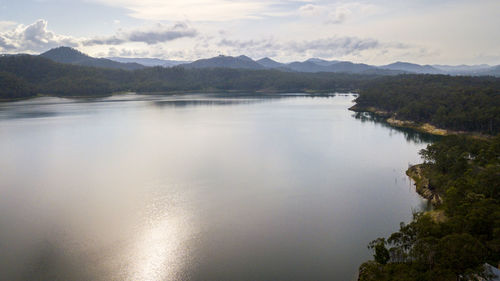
[369,238,390,264]
[435,233,486,279]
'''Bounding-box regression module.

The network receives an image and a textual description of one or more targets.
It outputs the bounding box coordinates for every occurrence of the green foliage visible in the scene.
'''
[0,54,378,99]
[435,233,485,276]
[362,135,500,280]
[374,241,390,265]
[0,71,36,99]
[356,75,500,134]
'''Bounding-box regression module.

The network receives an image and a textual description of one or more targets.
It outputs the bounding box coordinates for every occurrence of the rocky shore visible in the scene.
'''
[406,164,442,206]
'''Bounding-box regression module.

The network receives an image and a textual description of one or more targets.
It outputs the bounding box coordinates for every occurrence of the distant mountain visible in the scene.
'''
[328,61,374,73]
[479,65,500,77]
[182,55,380,73]
[286,60,375,73]
[361,68,408,75]
[432,64,494,75]
[433,64,490,72]
[107,57,190,67]
[256,57,286,69]
[236,55,254,62]
[379,61,442,74]
[287,61,327,72]
[39,47,499,76]
[40,47,145,71]
[180,55,265,70]
[305,58,339,66]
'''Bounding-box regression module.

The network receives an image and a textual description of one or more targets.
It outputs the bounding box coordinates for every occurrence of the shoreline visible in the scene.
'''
[349,104,490,139]
[349,104,450,136]
[406,164,442,206]
[0,90,343,103]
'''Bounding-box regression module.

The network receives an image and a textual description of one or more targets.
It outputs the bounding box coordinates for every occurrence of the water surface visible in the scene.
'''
[0,94,430,281]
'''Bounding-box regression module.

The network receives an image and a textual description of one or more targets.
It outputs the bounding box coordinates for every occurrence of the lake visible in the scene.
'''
[0,94,430,281]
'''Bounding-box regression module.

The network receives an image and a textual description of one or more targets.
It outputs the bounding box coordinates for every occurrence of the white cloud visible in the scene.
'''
[214,35,417,62]
[0,19,423,63]
[0,19,197,53]
[287,36,380,55]
[298,4,323,17]
[297,2,377,24]
[0,21,17,32]
[86,0,273,21]
[0,19,78,53]
[106,47,150,57]
[82,22,197,46]
[327,6,352,24]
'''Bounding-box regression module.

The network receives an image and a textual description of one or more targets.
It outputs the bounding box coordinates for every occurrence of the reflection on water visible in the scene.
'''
[152,99,261,108]
[352,112,441,144]
[0,93,431,281]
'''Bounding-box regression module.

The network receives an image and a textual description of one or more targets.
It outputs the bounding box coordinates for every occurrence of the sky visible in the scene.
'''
[0,0,499,65]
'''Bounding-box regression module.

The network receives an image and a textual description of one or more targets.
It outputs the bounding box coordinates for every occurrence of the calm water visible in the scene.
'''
[0,94,430,281]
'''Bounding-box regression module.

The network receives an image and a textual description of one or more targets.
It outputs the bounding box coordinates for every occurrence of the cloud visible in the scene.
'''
[0,19,78,52]
[83,22,197,46]
[288,36,380,56]
[217,35,392,59]
[298,4,323,17]
[0,19,197,53]
[218,38,276,50]
[87,0,272,21]
[127,23,197,44]
[106,47,150,57]
[298,2,378,24]
[0,21,17,32]
[327,6,352,24]
[0,19,427,64]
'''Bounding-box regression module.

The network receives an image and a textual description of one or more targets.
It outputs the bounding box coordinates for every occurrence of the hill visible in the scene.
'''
[286,60,376,73]
[305,58,339,66]
[353,74,500,134]
[40,47,145,71]
[379,61,442,74]
[0,54,380,99]
[256,57,286,69]
[181,55,265,70]
[38,47,500,76]
[107,57,190,67]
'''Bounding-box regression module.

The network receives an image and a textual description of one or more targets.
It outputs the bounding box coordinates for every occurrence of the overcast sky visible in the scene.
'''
[0,0,499,65]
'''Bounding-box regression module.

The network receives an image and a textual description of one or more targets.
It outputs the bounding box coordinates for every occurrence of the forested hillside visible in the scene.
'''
[354,75,500,134]
[0,55,128,97]
[359,135,500,281]
[0,54,375,99]
[2,55,500,137]
[40,47,145,70]
[0,71,36,99]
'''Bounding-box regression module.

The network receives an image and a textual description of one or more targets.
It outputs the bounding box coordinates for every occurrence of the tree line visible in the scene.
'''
[0,54,376,99]
[359,135,500,281]
[355,75,500,135]
[3,56,499,135]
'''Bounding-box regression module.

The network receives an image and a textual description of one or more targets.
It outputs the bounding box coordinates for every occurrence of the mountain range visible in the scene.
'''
[38,47,500,76]
[40,47,145,71]
[106,57,190,67]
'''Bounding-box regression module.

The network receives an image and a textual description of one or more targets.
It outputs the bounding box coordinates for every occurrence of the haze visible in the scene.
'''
[1,0,499,65]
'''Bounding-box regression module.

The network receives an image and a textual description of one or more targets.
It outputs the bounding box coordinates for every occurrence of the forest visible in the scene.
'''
[2,52,500,281]
[354,75,500,135]
[0,54,373,99]
[359,135,500,281]
[2,55,499,137]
